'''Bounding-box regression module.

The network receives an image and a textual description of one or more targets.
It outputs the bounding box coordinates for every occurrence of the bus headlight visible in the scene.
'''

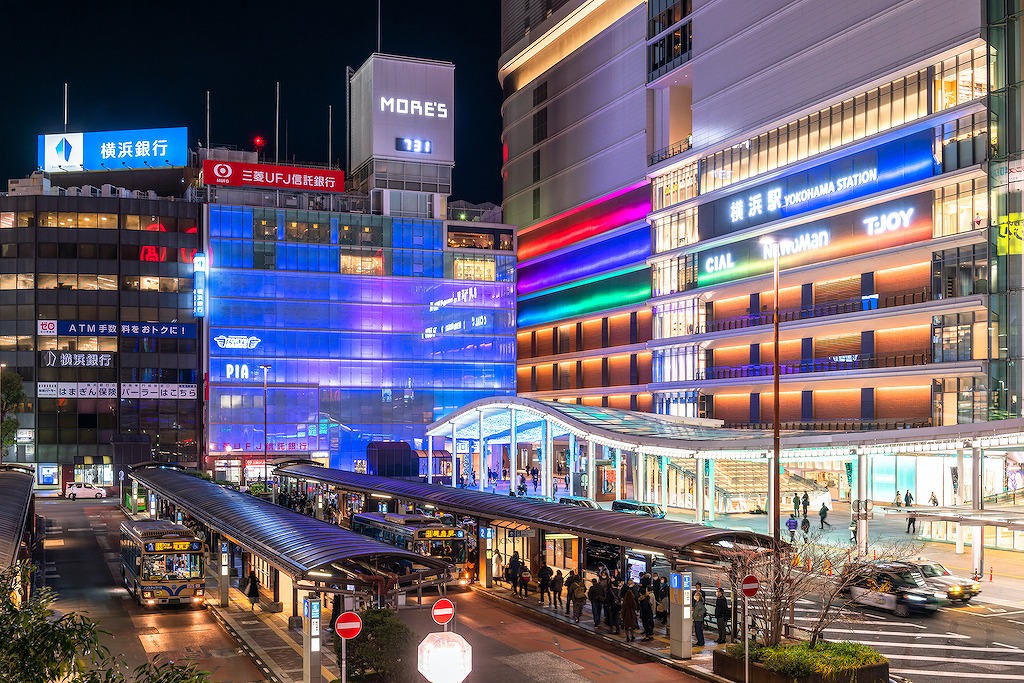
[142,591,153,599]
[192,597,204,603]
[195,589,204,596]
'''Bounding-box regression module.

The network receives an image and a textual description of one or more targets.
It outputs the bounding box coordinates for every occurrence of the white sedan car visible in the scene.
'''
[64,482,107,498]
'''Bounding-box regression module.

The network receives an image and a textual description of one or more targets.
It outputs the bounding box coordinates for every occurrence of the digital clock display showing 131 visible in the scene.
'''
[395,137,432,154]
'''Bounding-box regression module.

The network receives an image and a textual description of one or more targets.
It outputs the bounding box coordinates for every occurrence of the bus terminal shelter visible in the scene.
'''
[128,463,452,617]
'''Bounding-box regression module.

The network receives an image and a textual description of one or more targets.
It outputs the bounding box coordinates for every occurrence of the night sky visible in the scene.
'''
[0,1,503,204]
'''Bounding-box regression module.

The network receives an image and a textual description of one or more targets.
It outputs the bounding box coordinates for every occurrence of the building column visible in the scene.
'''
[707,457,716,522]
[427,435,433,484]
[857,450,868,557]
[478,410,486,492]
[567,433,577,492]
[544,419,553,498]
[955,448,966,553]
[509,409,518,491]
[660,456,669,509]
[587,441,596,499]
[451,421,458,488]
[695,455,704,523]
[635,452,645,501]
[971,447,984,577]
[613,448,622,501]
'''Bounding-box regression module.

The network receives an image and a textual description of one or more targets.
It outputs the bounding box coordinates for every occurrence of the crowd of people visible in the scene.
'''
[491,550,729,647]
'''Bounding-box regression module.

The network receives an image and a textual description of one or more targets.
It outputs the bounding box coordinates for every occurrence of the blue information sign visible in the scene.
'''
[311,600,321,620]
[670,572,683,590]
[682,574,691,591]
[38,127,188,172]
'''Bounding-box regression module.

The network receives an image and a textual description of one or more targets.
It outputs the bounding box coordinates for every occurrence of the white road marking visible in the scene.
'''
[886,653,1024,665]
[993,642,1023,650]
[822,628,968,638]
[851,640,1014,653]
[893,669,1024,680]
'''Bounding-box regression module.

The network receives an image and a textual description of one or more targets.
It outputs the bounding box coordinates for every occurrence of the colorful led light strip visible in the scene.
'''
[518,224,651,295]
[518,268,652,328]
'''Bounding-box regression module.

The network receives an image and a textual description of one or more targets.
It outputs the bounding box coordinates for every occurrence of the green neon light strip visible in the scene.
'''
[518,269,652,327]
[518,264,649,302]
[698,259,771,287]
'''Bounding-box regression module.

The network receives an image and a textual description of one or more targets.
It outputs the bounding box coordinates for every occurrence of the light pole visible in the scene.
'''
[759,238,782,545]
[260,364,271,490]
[0,363,6,458]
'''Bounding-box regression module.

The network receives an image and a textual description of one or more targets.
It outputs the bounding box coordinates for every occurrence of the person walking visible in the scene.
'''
[800,515,811,542]
[906,513,917,534]
[638,587,655,641]
[550,569,564,610]
[621,582,639,642]
[714,587,730,643]
[849,518,857,544]
[508,551,522,597]
[519,564,532,598]
[493,549,505,586]
[894,490,903,510]
[588,578,606,627]
[570,576,588,623]
[792,493,800,517]
[929,491,939,506]
[692,590,707,647]
[606,580,622,635]
[244,567,260,611]
[537,560,553,605]
[801,491,810,517]
[786,513,798,542]
[904,490,914,507]
[564,569,579,616]
[819,503,832,529]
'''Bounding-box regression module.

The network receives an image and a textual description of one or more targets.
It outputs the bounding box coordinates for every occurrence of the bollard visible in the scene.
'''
[872,549,877,560]
[990,566,994,582]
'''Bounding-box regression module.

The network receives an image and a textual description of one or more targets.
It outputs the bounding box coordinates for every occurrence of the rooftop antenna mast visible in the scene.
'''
[275,82,280,164]
[63,83,68,133]
[328,104,333,168]
[377,0,382,52]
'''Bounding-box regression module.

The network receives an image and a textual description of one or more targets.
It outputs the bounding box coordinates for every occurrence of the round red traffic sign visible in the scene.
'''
[335,611,362,639]
[432,597,456,625]
[741,574,760,598]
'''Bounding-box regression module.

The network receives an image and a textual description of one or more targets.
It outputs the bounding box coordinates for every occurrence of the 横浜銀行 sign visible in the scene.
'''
[698,129,935,239]
[38,127,188,172]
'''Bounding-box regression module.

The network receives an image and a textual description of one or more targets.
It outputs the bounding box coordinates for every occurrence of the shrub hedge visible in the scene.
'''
[724,641,887,678]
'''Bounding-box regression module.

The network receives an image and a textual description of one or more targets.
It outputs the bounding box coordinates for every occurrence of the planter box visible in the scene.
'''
[712,649,888,683]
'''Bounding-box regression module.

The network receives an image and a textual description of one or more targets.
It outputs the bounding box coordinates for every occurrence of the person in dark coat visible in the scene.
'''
[550,569,564,609]
[692,590,707,646]
[537,560,553,605]
[563,569,579,616]
[606,579,622,635]
[508,551,522,596]
[620,582,639,642]
[245,567,260,610]
[714,587,731,643]
[638,587,655,640]
[587,578,606,627]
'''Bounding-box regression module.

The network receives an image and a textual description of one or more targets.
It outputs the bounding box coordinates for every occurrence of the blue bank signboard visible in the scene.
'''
[38,127,188,172]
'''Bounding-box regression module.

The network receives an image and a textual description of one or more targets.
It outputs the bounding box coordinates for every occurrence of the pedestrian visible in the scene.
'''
[588,578,606,627]
[786,513,798,542]
[638,587,655,640]
[714,587,730,643]
[692,590,707,647]
[693,581,706,606]
[519,564,532,598]
[800,515,811,542]
[508,551,522,596]
[606,579,622,634]
[849,519,857,543]
[621,581,639,642]
[904,490,914,507]
[564,474,570,490]
[929,491,939,506]
[245,567,260,610]
[894,490,902,510]
[801,491,810,517]
[329,589,342,632]
[70,487,77,501]
[906,514,916,534]
[538,560,553,605]
[564,569,579,616]
[493,549,505,586]
[571,576,588,623]
[792,493,800,517]
[819,502,832,529]
[551,569,564,609]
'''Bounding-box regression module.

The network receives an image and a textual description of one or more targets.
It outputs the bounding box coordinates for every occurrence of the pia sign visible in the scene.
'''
[38,127,188,172]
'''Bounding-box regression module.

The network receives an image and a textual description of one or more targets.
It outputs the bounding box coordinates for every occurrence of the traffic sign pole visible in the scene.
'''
[739,574,759,683]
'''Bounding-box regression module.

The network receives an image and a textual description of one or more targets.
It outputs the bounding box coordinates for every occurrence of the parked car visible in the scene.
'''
[843,561,942,617]
[903,558,980,603]
[558,495,601,509]
[585,539,622,572]
[611,499,666,518]
[64,482,107,498]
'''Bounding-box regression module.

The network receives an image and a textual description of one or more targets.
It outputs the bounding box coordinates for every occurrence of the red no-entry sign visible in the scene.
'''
[432,598,455,625]
[336,611,362,639]
[741,574,760,598]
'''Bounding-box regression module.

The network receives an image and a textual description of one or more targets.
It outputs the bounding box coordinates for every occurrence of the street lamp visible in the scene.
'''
[260,364,272,490]
[759,238,782,545]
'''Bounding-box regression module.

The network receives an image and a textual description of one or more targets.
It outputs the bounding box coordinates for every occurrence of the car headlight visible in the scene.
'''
[949,585,962,593]
[971,583,980,591]
[906,594,925,602]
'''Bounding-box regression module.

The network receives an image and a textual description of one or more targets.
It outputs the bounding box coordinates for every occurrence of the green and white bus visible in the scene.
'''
[120,519,206,607]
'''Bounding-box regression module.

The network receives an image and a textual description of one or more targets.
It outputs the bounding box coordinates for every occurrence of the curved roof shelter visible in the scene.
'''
[0,464,35,569]
[276,463,774,561]
[128,464,451,587]
[425,396,1024,459]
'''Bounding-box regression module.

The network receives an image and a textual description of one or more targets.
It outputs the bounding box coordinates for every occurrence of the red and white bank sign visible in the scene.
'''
[202,159,345,193]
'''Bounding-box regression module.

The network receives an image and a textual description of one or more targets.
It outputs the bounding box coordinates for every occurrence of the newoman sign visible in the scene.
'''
[697,192,933,286]
[698,129,935,239]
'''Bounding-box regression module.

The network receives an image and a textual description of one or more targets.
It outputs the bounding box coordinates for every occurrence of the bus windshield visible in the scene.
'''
[142,553,203,581]
[415,539,467,564]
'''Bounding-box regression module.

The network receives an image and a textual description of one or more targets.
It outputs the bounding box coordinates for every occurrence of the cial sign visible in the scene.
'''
[38,127,188,173]
[202,159,346,193]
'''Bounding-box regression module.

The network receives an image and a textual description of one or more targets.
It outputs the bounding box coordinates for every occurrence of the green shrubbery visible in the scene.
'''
[725,641,886,678]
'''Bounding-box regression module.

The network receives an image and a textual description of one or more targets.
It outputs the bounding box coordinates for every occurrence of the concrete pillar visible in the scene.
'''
[427,435,433,484]
[613,448,622,501]
[478,410,486,492]
[568,433,577,481]
[479,517,493,587]
[587,441,596,499]
[451,421,458,488]
[955,448,965,506]
[510,409,518,491]
[660,456,669,509]
[544,419,554,498]
[857,451,868,557]
[971,447,984,576]
[707,457,716,522]
[695,456,704,523]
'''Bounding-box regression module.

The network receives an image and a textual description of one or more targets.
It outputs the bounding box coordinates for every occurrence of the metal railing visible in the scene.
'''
[698,352,931,380]
[648,136,694,166]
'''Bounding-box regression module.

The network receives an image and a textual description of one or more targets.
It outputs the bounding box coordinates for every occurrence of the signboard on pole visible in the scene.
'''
[336,611,363,639]
[432,597,455,626]
[418,631,472,683]
[741,574,760,598]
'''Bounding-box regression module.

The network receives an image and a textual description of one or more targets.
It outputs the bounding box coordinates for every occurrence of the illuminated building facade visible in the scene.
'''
[500,1,655,413]
[203,54,517,480]
[647,0,1003,433]
[0,146,201,488]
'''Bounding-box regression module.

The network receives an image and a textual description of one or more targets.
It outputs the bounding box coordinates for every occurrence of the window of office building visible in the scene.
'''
[652,343,703,383]
[340,249,384,276]
[654,297,705,338]
[932,245,989,298]
[653,206,698,253]
[652,253,697,297]
[648,0,692,37]
[533,108,548,144]
[453,255,497,281]
[934,47,988,111]
[934,177,988,237]
[652,162,699,212]
[648,19,692,81]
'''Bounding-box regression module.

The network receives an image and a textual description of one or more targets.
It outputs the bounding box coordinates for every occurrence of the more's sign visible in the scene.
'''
[38,127,188,172]
[202,159,345,193]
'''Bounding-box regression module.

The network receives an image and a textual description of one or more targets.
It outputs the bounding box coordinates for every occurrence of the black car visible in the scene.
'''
[585,539,622,571]
[844,561,942,617]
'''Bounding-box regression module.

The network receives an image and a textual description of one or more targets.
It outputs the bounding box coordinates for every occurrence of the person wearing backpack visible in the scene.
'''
[519,564,533,598]
[537,561,553,605]
[571,578,588,623]
[606,579,622,635]
[587,578,606,627]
